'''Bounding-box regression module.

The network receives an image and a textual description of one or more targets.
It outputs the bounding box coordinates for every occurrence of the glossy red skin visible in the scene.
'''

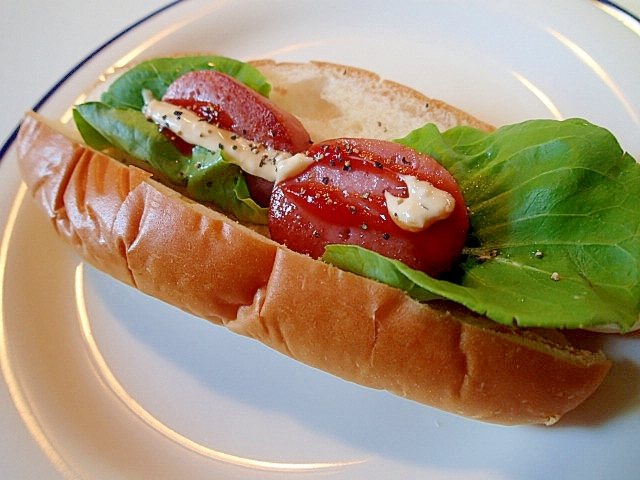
[161,70,312,205]
[269,138,469,277]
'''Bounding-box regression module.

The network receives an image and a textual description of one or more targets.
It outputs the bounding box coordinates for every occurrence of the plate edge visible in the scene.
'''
[0,0,183,163]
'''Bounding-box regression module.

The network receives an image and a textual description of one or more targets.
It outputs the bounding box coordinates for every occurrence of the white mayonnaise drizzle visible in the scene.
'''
[384,175,456,232]
[142,90,455,231]
[141,90,313,184]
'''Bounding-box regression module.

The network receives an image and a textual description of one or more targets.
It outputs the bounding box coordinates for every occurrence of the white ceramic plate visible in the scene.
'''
[2,0,640,478]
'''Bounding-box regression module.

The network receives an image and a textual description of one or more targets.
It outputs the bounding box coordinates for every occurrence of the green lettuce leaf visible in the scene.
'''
[101,55,271,110]
[187,147,268,225]
[325,119,640,331]
[73,102,267,224]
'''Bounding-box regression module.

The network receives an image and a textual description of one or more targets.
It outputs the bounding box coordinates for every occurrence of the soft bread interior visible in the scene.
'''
[250,60,494,141]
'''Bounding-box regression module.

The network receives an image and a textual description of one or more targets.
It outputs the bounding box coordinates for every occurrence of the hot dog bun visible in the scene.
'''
[16,60,611,425]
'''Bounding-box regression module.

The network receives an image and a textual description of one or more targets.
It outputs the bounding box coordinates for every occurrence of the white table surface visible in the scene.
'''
[0,0,639,478]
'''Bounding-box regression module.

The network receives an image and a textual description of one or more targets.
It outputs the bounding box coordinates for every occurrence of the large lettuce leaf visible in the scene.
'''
[324,119,640,331]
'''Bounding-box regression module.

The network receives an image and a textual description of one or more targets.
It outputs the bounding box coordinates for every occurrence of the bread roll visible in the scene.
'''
[16,60,611,425]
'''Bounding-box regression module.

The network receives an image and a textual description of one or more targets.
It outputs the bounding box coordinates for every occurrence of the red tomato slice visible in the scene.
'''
[161,70,312,205]
[269,138,469,277]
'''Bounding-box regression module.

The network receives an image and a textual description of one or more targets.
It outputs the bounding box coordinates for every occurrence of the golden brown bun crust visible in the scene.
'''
[16,60,611,425]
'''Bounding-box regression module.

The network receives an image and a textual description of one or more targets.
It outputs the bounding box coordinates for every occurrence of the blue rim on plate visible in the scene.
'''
[0,0,182,162]
[599,0,640,20]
